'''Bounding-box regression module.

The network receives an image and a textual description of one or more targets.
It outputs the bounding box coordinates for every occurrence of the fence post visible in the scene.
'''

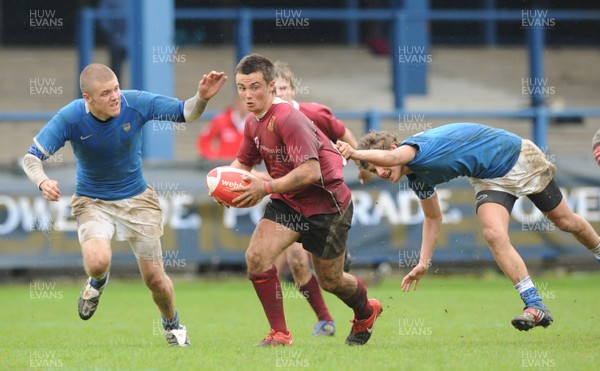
[236,8,252,63]
[532,106,548,149]
[345,0,359,46]
[366,111,381,132]
[128,0,143,90]
[527,12,548,149]
[403,0,429,95]
[391,10,406,110]
[527,15,545,109]
[129,0,175,160]
[484,0,497,46]
[76,8,94,95]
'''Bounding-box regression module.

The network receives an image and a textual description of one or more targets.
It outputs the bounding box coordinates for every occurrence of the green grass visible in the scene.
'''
[1,272,599,370]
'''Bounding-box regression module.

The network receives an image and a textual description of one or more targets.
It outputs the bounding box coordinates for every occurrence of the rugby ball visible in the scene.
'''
[593,129,600,167]
[206,166,257,208]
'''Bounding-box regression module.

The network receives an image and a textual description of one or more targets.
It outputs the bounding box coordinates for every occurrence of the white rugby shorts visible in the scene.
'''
[469,139,555,197]
[70,186,163,260]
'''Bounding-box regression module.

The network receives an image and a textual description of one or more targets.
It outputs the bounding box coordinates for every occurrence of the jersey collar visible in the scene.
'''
[253,97,286,121]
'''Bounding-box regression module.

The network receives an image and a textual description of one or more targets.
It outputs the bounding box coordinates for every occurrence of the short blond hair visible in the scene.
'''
[358,130,399,150]
[273,61,296,90]
[358,131,400,170]
[79,63,116,94]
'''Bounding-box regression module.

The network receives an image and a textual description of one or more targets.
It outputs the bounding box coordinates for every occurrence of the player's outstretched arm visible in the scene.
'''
[183,71,228,122]
[401,193,442,291]
[22,154,61,201]
[336,141,416,167]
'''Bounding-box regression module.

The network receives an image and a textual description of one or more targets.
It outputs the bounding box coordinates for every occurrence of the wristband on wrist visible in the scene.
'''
[264,181,273,195]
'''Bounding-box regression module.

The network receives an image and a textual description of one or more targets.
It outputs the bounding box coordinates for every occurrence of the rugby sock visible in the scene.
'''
[298,274,333,322]
[249,265,288,334]
[515,276,545,308]
[589,242,600,262]
[90,271,109,289]
[339,277,373,320]
[162,310,180,331]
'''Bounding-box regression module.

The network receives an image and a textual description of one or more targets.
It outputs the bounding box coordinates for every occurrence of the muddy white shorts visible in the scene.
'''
[469,139,555,198]
[70,186,163,260]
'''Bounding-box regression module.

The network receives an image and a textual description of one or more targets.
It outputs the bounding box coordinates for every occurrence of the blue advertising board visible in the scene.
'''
[1,157,599,270]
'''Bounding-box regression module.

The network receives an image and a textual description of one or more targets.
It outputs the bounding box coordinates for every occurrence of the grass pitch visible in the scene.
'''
[1,271,598,370]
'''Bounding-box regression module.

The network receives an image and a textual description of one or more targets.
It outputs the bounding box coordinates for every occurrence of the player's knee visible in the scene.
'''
[316,274,339,293]
[86,258,110,277]
[481,227,509,249]
[145,272,170,294]
[245,248,266,272]
[544,209,582,233]
[288,254,308,273]
[289,264,309,281]
[550,215,570,232]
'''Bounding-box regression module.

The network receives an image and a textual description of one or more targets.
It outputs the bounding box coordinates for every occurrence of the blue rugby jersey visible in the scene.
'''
[28,90,184,200]
[400,123,522,199]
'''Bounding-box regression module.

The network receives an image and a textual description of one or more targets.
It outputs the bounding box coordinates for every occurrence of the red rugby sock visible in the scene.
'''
[298,274,333,322]
[341,277,373,320]
[248,265,288,334]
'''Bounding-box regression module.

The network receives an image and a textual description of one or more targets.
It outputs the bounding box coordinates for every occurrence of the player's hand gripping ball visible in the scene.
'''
[206,166,257,208]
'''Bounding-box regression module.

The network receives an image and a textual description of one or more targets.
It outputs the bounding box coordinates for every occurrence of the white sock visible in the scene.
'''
[514,276,535,294]
[590,241,600,257]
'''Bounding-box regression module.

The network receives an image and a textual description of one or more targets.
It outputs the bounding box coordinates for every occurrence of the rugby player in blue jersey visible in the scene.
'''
[22,63,227,346]
[337,123,600,331]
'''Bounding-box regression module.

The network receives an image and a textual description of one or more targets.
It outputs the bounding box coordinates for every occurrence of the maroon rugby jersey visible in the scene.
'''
[237,99,351,216]
[296,101,346,142]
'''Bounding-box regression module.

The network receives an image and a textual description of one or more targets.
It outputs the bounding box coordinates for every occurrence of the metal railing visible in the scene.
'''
[2,7,600,151]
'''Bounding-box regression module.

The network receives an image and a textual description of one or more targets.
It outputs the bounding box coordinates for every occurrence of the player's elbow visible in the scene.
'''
[303,160,321,184]
[306,170,321,184]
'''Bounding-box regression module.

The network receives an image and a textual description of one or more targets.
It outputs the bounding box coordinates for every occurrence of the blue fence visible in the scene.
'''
[2,7,600,151]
